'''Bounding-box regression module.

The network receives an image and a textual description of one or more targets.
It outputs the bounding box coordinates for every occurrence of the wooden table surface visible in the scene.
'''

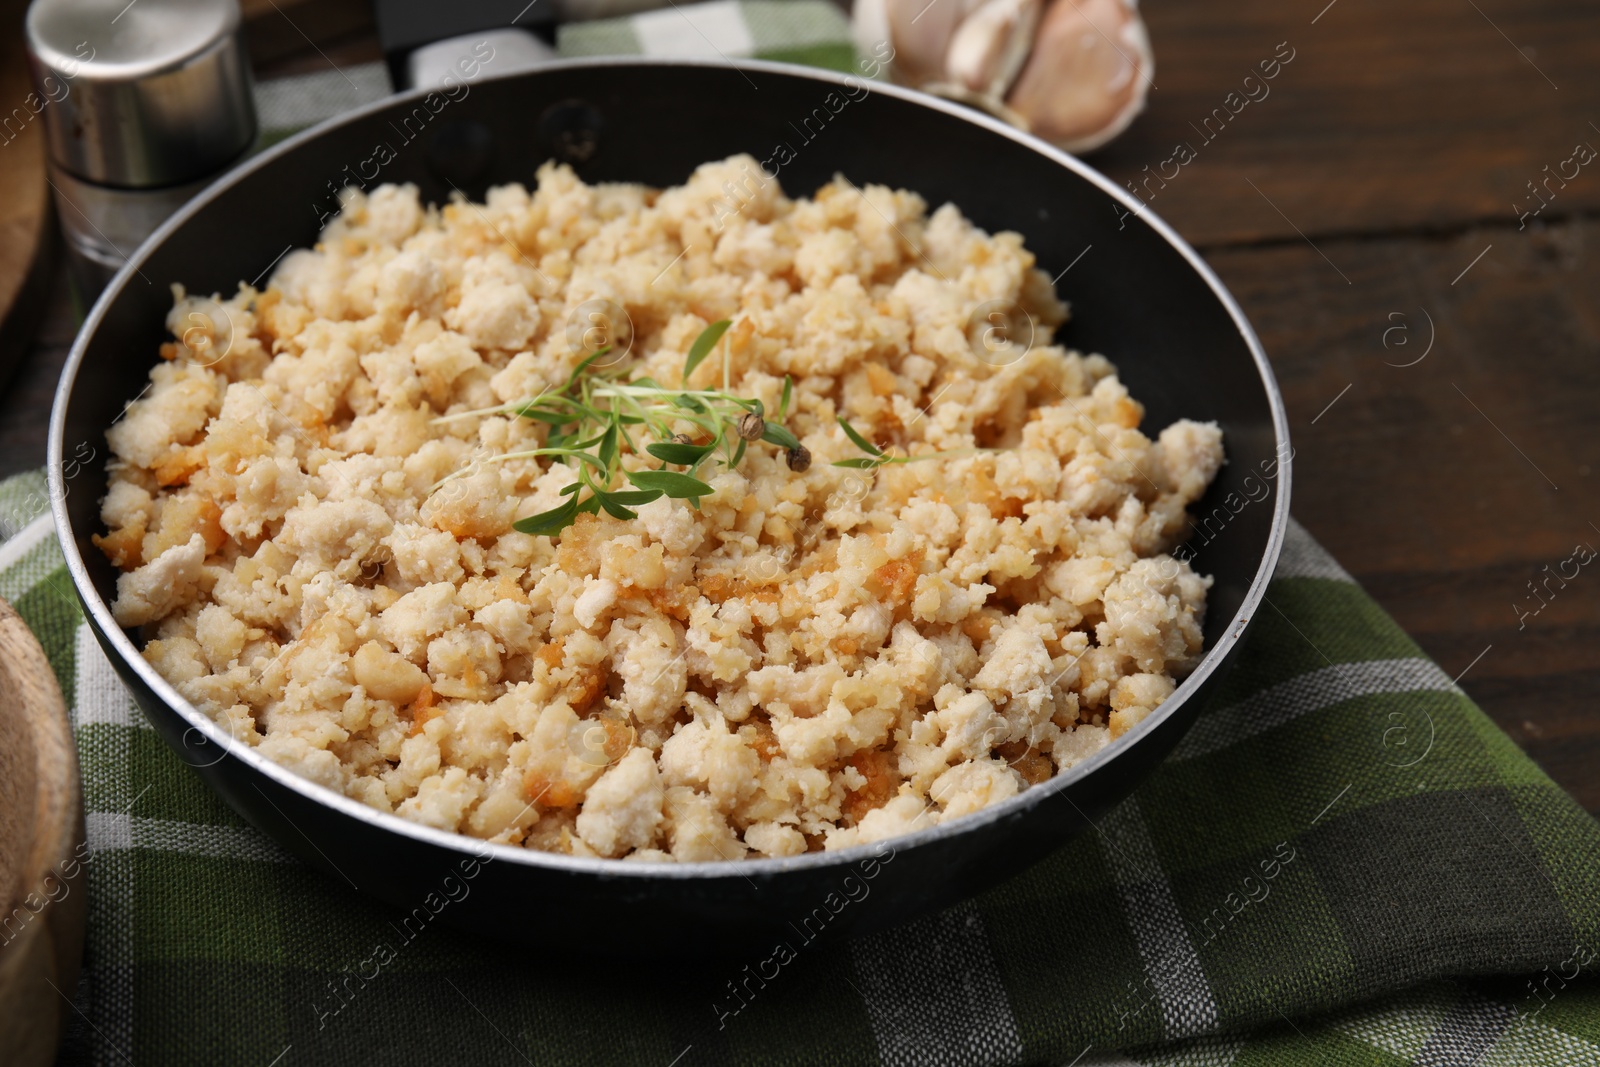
[1,0,1595,814]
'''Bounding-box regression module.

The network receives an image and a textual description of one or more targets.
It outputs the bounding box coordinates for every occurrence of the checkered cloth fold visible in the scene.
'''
[558,0,858,71]
[9,464,1600,1067]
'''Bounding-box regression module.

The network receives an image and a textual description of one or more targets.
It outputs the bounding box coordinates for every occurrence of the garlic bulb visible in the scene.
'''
[1004,0,1153,153]
[853,0,1153,154]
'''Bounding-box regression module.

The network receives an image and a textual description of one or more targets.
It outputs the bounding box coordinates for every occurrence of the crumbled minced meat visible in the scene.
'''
[99,157,1224,860]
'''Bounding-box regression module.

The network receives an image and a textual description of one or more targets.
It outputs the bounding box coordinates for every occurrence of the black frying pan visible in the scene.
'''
[49,59,1290,957]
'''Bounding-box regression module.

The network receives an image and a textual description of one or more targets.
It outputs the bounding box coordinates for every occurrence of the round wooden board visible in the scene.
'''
[0,0,59,392]
[0,597,87,1067]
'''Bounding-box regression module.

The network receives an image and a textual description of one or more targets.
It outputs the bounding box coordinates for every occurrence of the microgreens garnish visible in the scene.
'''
[430,320,979,538]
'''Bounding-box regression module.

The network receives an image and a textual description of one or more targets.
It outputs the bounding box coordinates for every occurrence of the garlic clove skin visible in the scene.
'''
[856,0,984,88]
[944,0,1043,98]
[852,0,894,71]
[1003,0,1153,154]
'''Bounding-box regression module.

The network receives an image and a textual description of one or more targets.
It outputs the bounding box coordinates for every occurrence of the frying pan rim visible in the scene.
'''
[50,56,1291,881]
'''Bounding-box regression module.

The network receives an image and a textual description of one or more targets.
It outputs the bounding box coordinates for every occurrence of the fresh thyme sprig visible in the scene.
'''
[430,320,980,538]
[432,320,815,537]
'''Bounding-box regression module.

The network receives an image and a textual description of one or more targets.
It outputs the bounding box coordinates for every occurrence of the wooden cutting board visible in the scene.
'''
[0,597,87,1067]
[0,0,57,393]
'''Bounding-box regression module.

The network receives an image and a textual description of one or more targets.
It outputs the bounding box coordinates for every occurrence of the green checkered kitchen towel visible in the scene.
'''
[5,457,1600,1067]
[251,0,858,142]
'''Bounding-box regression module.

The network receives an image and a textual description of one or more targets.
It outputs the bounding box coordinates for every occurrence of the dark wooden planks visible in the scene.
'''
[1204,214,1600,812]
[0,265,73,481]
[1092,0,1600,246]
[240,0,378,71]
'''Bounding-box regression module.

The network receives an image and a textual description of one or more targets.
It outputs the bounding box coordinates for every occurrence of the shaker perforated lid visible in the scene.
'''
[25,0,257,187]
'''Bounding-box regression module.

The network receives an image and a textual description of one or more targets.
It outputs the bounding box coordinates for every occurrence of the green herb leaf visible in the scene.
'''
[566,347,613,391]
[626,469,716,499]
[646,441,713,465]
[605,489,665,506]
[728,437,747,469]
[682,320,731,384]
[837,416,883,456]
[533,448,608,474]
[778,375,793,420]
[761,424,801,449]
[597,421,619,469]
[599,497,640,520]
[514,401,572,425]
[513,497,580,536]
[832,457,884,469]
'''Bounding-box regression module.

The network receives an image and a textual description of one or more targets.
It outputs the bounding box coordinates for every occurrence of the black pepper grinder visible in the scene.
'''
[25,0,258,298]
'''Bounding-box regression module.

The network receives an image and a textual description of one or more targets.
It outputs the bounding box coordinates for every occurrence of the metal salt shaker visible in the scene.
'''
[25,0,257,296]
